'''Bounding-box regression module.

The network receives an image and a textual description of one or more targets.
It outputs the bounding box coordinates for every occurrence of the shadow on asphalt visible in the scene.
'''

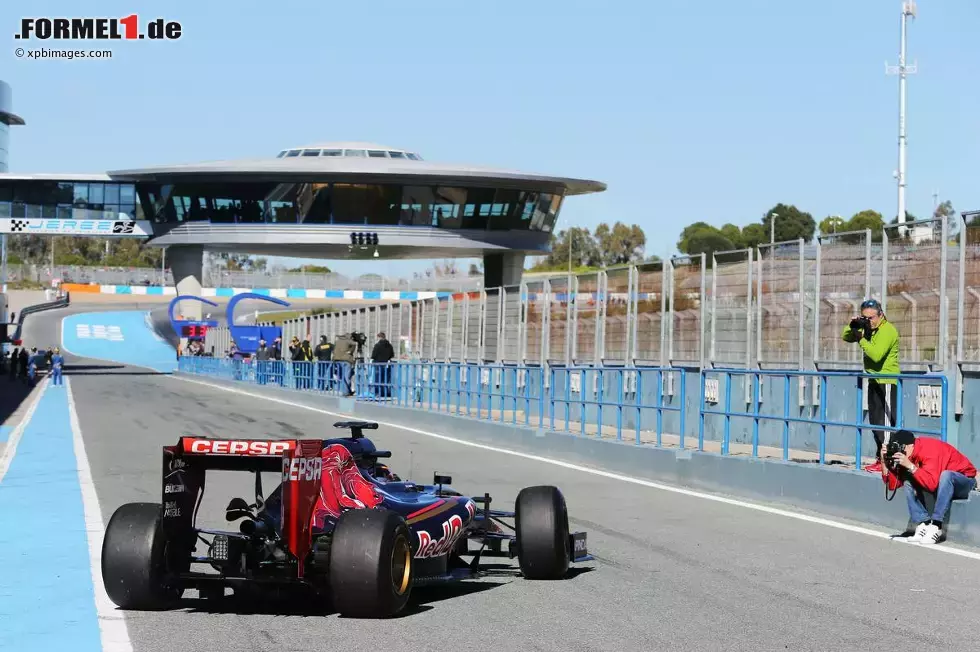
[64,363,171,376]
[175,563,592,619]
[0,371,38,426]
[177,579,506,619]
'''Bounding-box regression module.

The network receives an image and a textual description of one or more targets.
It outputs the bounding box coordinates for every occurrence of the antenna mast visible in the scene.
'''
[886,1,917,238]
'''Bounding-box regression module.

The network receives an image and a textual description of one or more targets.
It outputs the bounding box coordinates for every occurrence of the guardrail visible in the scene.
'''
[176,356,953,469]
[12,292,70,343]
[699,368,947,467]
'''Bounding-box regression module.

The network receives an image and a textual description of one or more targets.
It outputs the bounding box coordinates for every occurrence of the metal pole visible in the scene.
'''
[938,215,948,368]
[797,238,805,370]
[888,1,917,238]
[1,234,7,291]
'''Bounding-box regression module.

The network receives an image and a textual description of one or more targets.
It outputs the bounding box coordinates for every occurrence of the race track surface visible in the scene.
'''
[4,307,980,652]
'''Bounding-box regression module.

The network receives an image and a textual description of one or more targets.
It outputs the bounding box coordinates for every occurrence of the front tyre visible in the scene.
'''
[328,509,413,618]
[101,502,183,610]
[515,485,571,580]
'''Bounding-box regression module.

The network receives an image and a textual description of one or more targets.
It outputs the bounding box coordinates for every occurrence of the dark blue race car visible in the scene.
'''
[101,421,592,618]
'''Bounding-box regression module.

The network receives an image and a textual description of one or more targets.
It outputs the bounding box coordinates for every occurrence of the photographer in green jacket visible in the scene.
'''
[841,298,901,470]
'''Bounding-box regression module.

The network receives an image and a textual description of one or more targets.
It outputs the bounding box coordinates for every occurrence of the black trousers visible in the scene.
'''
[868,379,897,454]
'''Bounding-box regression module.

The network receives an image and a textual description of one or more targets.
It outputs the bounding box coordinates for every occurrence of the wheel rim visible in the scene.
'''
[390,534,411,595]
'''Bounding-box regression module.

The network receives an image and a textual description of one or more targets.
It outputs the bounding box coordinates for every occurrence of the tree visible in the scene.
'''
[677,223,739,261]
[818,215,846,235]
[762,203,817,243]
[594,221,646,266]
[682,231,734,265]
[677,222,715,252]
[843,209,885,243]
[468,263,482,276]
[289,264,332,273]
[740,223,767,248]
[532,226,602,271]
[933,199,956,239]
[719,224,744,249]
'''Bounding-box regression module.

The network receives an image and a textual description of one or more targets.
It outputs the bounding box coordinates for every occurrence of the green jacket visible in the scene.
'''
[841,318,900,384]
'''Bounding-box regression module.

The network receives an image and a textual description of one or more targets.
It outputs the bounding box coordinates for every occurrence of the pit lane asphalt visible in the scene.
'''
[25,307,980,652]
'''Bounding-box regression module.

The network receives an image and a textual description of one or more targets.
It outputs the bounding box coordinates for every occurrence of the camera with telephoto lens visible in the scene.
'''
[850,316,872,331]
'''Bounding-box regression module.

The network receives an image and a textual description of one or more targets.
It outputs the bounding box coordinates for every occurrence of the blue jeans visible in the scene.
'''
[905,470,977,524]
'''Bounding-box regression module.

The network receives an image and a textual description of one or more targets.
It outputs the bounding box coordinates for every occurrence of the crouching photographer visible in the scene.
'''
[842,298,900,471]
[883,429,977,545]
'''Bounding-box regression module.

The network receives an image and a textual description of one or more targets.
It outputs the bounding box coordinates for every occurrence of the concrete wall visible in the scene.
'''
[176,370,980,549]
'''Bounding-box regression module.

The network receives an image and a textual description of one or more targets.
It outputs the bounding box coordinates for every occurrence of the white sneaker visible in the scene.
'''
[918,523,943,545]
[906,522,930,543]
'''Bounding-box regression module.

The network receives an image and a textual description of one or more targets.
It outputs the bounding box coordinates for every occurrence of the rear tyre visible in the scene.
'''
[101,502,183,610]
[328,509,413,618]
[515,485,570,580]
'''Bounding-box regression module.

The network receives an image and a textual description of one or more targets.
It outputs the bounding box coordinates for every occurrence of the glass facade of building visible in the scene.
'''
[139,181,563,232]
[0,179,565,233]
[0,122,9,173]
[0,179,140,220]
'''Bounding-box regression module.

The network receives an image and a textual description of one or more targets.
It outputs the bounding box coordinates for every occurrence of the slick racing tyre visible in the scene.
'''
[328,508,414,618]
[515,485,571,580]
[102,502,183,610]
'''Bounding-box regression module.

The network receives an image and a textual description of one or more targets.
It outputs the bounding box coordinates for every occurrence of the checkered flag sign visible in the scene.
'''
[9,219,29,232]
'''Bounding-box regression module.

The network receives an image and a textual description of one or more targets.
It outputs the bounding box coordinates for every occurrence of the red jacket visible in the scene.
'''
[883,437,977,492]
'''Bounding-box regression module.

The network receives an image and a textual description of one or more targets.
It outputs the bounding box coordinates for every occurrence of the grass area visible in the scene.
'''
[4,280,47,290]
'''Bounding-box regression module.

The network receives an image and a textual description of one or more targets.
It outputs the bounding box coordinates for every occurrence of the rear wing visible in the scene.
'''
[162,436,325,577]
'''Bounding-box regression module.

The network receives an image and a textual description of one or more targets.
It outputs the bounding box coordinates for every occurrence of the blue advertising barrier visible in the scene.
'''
[226,292,290,354]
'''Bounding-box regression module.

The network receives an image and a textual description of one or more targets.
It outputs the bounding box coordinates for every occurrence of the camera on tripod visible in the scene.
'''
[850,316,872,331]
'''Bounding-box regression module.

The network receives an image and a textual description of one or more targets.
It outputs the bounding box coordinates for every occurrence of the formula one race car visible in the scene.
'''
[101,421,592,618]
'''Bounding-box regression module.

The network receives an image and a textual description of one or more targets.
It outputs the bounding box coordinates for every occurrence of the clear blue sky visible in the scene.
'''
[2,0,977,279]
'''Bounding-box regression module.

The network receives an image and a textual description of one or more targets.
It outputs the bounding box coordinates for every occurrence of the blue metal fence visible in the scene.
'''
[699,369,947,467]
[177,356,948,470]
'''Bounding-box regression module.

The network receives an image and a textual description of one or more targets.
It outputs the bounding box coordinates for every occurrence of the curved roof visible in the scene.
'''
[275,141,424,161]
[108,150,607,196]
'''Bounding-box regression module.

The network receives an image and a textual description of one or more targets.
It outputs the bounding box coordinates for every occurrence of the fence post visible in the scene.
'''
[710,253,718,364]
[939,214,949,370]
[797,237,805,371]
[956,212,967,415]
[698,253,706,370]
[864,228,872,301]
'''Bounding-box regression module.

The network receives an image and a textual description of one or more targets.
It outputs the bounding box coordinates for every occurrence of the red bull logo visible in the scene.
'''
[415,500,476,558]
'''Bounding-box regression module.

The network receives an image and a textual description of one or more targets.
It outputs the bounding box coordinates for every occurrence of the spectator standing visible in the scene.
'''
[50,347,64,386]
[370,332,396,398]
[842,298,900,471]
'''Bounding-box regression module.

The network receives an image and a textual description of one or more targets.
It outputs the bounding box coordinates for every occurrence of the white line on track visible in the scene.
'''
[0,378,48,486]
[168,373,980,563]
[66,378,134,652]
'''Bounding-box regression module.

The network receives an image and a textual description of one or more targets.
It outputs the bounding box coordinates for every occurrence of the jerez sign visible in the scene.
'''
[0,218,152,237]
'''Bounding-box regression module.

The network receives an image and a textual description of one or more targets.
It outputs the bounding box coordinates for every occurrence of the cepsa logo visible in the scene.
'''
[184,439,294,456]
[15,15,181,41]
[282,456,323,482]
